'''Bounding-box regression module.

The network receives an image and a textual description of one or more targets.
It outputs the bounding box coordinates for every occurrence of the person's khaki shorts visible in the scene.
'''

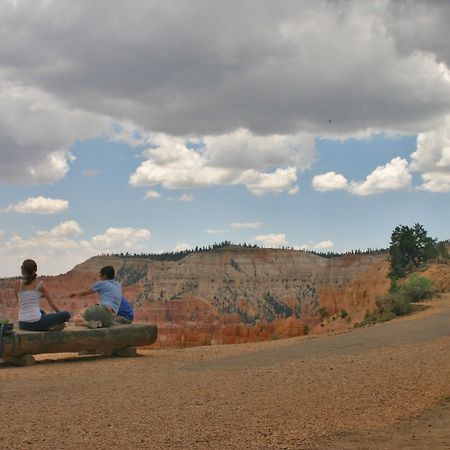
[83,305,114,327]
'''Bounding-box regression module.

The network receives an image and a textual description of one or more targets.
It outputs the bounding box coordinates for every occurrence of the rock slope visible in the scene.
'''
[0,246,395,346]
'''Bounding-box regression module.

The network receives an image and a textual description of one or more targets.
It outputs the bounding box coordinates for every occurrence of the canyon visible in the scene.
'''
[1,245,447,348]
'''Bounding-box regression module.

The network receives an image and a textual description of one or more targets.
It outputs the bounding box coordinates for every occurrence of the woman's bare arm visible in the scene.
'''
[41,284,60,312]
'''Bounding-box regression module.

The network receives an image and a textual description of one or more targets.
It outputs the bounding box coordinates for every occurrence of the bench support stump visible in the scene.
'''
[111,347,138,357]
[4,354,35,367]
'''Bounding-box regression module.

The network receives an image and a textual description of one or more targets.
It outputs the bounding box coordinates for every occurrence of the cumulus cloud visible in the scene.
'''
[349,157,412,195]
[1,1,450,138]
[238,167,299,196]
[0,221,151,276]
[296,240,334,251]
[37,221,82,239]
[1,1,450,192]
[419,172,450,193]
[174,243,191,252]
[230,222,262,229]
[385,1,450,69]
[144,190,160,200]
[254,233,288,248]
[410,117,450,192]
[86,227,151,252]
[0,80,108,184]
[313,158,412,195]
[129,131,307,195]
[312,172,348,192]
[6,196,69,214]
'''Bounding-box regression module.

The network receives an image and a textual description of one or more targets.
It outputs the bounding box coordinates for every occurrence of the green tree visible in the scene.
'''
[389,223,437,279]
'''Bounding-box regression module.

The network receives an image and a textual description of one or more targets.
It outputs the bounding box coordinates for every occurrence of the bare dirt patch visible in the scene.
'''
[1,294,450,449]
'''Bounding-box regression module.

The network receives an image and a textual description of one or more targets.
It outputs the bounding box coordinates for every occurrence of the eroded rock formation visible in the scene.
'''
[0,246,399,347]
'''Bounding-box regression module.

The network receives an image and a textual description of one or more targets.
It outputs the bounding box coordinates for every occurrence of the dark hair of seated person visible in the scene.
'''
[100,265,115,280]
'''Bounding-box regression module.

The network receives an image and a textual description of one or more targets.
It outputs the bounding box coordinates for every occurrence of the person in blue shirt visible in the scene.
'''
[116,296,134,324]
[70,265,122,329]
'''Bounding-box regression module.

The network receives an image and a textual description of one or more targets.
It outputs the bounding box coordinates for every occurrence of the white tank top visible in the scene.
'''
[18,279,43,323]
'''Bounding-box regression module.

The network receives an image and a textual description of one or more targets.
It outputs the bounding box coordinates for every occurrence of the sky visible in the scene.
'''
[0,0,449,276]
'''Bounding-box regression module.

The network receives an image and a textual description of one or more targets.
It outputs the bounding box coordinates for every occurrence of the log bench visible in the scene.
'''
[0,324,158,366]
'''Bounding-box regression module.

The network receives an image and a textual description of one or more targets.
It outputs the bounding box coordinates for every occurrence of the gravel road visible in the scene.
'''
[1,294,450,449]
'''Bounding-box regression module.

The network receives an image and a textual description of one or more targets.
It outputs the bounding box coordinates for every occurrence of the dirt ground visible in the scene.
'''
[2,294,450,449]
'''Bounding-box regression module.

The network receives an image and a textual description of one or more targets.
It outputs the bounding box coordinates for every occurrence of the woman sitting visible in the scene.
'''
[14,259,71,331]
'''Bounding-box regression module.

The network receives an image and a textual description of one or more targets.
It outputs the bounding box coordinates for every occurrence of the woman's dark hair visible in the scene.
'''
[21,259,38,285]
[100,265,115,280]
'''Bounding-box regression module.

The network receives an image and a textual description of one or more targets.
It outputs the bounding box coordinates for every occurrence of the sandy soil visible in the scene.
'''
[1,295,450,449]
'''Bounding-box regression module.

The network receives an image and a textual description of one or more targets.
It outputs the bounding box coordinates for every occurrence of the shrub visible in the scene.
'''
[401,275,435,302]
[358,291,413,327]
[318,306,328,320]
[384,291,414,316]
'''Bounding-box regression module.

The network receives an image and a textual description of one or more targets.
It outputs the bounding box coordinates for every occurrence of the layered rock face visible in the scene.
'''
[0,247,394,347]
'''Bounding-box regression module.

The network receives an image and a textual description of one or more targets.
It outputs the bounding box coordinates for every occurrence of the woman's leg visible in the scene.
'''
[20,312,70,331]
[38,311,71,331]
[18,320,43,331]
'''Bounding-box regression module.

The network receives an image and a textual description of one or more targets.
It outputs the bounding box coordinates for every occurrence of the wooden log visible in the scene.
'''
[1,324,157,358]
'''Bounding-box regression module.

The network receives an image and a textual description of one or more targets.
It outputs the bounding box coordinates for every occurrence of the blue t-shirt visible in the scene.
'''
[91,280,122,313]
[118,296,134,321]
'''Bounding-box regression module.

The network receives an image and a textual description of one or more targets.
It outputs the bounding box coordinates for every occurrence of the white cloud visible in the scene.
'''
[144,190,160,200]
[349,157,412,196]
[204,129,315,171]
[87,227,151,252]
[177,193,193,202]
[0,80,108,184]
[6,196,69,214]
[0,221,151,276]
[411,118,450,173]
[174,243,191,252]
[312,172,348,192]
[239,167,299,196]
[418,172,450,193]
[129,131,306,195]
[297,240,334,251]
[254,233,288,248]
[313,158,413,195]
[129,136,232,189]
[314,240,334,250]
[205,228,228,235]
[230,222,262,229]
[1,1,450,194]
[410,117,450,192]
[37,221,82,239]
[167,193,194,202]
